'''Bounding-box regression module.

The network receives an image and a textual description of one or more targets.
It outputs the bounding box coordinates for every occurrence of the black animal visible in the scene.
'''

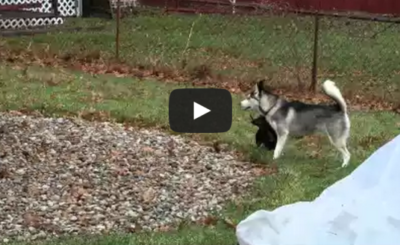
[250,114,277,150]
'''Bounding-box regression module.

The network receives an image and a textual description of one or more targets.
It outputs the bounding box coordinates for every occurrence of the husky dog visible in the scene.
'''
[240,79,351,167]
[250,114,277,150]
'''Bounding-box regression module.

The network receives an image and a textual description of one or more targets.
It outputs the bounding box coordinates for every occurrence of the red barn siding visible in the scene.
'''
[141,0,400,16]
[245,0,400,15]
[140,0,170,7]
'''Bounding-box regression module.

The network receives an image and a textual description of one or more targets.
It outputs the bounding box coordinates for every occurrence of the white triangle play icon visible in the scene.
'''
[193,102,211,120]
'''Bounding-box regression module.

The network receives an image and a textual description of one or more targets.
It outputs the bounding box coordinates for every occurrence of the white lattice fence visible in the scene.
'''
[110,0,140,9]
[0,0,80,29]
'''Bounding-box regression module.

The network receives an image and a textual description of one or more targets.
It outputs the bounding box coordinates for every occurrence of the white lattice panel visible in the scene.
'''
[110,0,140,9]
[0,17,64,29]
[0,0,79,29]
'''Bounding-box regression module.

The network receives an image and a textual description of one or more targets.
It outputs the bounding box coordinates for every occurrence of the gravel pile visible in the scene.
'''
[0,113,255,242]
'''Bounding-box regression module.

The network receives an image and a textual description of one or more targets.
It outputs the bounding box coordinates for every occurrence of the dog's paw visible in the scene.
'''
[273,155,280,160]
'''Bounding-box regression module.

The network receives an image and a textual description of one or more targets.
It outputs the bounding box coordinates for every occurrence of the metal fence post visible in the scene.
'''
[310,15,320,93]
[115,0,121,60]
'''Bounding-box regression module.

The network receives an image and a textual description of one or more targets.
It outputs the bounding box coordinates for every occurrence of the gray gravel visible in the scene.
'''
[0,112,255,242]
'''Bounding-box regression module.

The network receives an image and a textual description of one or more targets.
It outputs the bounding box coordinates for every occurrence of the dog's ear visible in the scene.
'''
[256,80,265,93]
[257,79,274,93]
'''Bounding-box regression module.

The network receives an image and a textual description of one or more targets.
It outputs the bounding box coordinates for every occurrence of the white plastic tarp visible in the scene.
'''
[236,134,400,245]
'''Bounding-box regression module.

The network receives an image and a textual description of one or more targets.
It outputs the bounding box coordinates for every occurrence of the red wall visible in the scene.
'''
[240,0,400,15]
[141,0,400,16]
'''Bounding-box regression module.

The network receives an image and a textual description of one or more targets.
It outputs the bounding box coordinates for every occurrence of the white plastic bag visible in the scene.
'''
[236,134,400,245]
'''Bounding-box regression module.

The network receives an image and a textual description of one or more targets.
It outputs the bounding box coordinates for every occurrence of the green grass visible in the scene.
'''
[2,64,399,245]
[1,12,399,102]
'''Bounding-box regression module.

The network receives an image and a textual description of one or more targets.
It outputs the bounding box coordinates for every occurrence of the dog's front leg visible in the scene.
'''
[273,131,288,160]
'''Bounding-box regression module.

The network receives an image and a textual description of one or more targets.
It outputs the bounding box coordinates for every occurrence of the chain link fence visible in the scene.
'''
[317,17,400,103]
[1,2,399,106]
[114,7,400,103]
[117,10,315,82]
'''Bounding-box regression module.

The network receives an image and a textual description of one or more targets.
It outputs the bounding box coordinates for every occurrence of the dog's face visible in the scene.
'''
[240,80,264,111]
[241,80,276,112]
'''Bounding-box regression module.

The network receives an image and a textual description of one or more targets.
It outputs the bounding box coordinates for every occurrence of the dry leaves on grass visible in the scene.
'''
[251,164,278,176]
[200,216,219,226]
[0,48,397,113]
[301,135,325,148]
[358,134,391,149]
[77,110,112,122]
[198,216,237,230]
[223,218,237,230]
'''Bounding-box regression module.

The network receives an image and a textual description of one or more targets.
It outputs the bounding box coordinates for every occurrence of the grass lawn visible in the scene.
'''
[1,12,399,103]
[1,63,399,245]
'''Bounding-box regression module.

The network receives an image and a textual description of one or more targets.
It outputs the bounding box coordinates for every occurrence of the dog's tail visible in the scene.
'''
[322,80,347,113]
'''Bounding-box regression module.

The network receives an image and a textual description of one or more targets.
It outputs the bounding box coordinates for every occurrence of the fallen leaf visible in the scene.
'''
[201,216,218,226]
[27,185,40,196]
[23,212,42,228]
[8,110,23,116]
[167,139,175,149]
[0,168,11,179]
[135,170,145,176]
[114,167,129,176]
[251,167,275,176]
[158,225,172,232]
[142,188,156,203]
[141,146,154,154]
[70,186,87,201]
[213,141,222,153]
[125,224,137,233]
[167,148,176,157]
[308,150,321,159]
[223,218,237,230]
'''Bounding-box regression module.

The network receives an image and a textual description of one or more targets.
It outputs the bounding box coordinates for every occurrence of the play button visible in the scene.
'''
[169,88,232,133]
[193,102,210,120]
